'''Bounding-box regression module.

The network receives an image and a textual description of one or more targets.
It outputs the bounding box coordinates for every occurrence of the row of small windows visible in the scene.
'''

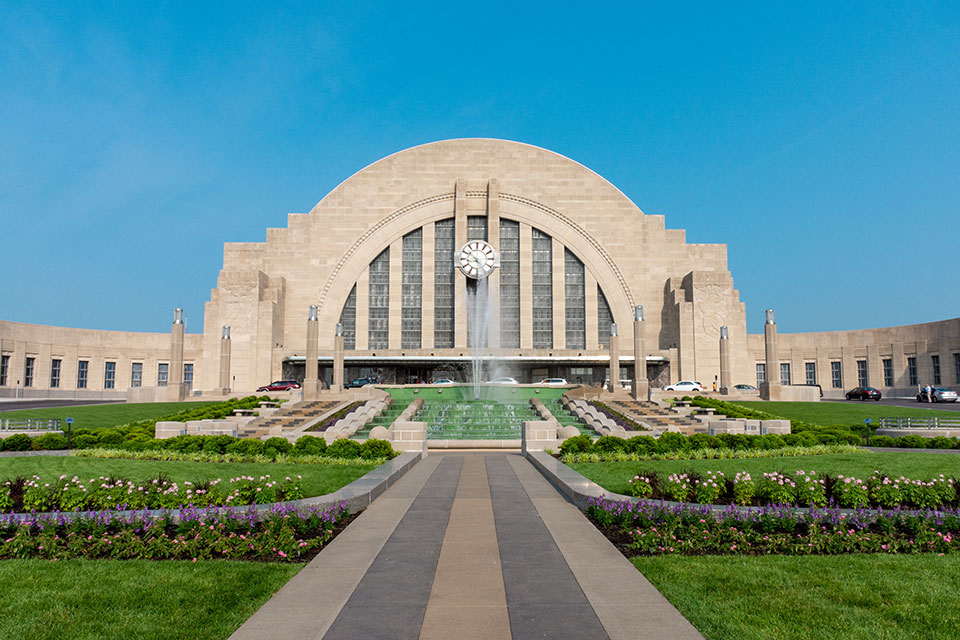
[0,356,192,389]
[755,354,960,388]
[338,218,614,351]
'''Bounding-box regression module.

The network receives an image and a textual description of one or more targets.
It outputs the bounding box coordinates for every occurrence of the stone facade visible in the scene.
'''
[2,139,958,398]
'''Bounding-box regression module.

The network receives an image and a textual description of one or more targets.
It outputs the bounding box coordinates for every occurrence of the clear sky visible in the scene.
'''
[1,2,957,335]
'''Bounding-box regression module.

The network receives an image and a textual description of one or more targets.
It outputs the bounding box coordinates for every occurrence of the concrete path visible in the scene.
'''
[232,453,702,640]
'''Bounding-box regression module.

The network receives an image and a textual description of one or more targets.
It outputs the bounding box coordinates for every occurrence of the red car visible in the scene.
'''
[256,380,301,392]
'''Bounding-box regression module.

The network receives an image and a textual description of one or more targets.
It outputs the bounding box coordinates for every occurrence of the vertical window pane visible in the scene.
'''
[805,362,816,385]
[499,220,520,348]
[531,229,553,349]
[756,363,766,385]
[104,362,116,390]
[368,247,390,350]
[77,360,88,389]
[908,357,918,386]
[780,363,791,386]
[131,362,143,388]
[401,229,422,349]
[50,359,61,388]
[831,362,842,388]
[882,359,893,387]
[857,360,868,387]
[954,353,960,384]
[598,287,613,349]
[158,363,168,387]
[466,216,487,241]
[339,285,357,351]
[932,355,941,385]
[1,354,9,386]
[434,219,455,348]
[564,249,585,349]
[24,357,35,387]
[183,364,194,389]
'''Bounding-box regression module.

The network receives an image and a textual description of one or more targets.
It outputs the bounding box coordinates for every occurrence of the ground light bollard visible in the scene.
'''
[66,417,73,450]
[865,418,871,446]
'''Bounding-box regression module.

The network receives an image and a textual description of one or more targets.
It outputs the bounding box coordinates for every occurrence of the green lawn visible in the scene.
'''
[0,456,378,498]
[733,400,960,425]
[0,559,299,640]
[0,402,213,430]
[569,451,960,495]
[633,554,960,640]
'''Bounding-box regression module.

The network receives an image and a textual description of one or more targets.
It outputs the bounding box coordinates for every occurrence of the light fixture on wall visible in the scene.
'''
[720,326,728,340]
[308,305,318,321]
[610,323,618,337]
[634,306,644,322]
[221,326,231,339]
[336,322,343,336]
[765,309,775,325]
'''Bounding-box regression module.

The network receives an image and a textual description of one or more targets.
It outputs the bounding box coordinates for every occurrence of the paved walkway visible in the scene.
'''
[232,453,702,639]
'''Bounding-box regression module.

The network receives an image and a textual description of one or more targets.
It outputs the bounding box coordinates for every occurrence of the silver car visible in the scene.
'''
[917,387,959,402]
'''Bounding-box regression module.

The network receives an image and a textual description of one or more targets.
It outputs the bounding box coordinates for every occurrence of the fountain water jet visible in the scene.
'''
[467,278,490,399]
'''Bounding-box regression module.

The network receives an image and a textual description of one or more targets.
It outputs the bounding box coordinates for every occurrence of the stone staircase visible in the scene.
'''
[238,400,345,439]
[605,399,705,432]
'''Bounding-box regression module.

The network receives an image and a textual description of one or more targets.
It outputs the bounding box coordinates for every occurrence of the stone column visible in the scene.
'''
[632,306,648,400]
[333,322,345,391]
[719,325,731,394]
[303,305,320,399]
[608,323,620,393]
[762,309,781,400]
[218,326,231,394]
[167,308,186,401]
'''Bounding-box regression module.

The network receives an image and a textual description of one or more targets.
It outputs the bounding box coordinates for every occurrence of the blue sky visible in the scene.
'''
[1,2,957,335]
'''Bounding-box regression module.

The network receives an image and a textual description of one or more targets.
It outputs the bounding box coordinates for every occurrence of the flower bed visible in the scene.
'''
[0,473,306,513]
[588,401,644,431]
[561,443,861,463]
[620,469,957,510]
[0,503,349,562]
[587,497,960,556]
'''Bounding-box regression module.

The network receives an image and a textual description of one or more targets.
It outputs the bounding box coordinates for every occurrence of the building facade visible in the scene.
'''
[2,139,958,399]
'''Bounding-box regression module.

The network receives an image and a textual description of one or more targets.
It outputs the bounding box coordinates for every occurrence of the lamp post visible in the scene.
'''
[304,306,320,399]
[333,321,345,390]
[632,305,648,400]
[608,322,620,393]
[219,325,231,394]
[719,325,731,394]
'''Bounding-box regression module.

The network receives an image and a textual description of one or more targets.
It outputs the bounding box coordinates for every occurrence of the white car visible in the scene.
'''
[663,380,703,392]
[490,377,519,384]
[432,379,456,385]
[539,378,569,386]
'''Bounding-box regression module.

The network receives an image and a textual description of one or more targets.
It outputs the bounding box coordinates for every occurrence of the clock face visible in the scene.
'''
[457,240,499,279]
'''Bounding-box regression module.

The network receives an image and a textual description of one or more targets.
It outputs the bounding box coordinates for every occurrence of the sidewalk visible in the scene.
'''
[231,453,702,640]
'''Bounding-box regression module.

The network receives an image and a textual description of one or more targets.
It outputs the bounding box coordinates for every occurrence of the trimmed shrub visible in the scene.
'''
[326,438,362,459]
[593,435,628,453]
[688,433,719,450]
[2,434,33,452]
[226,439,265,457]
[624,435,660,455]
[897,435,928,449]
[867,435,895,448]
[72,434,99,449]
[360,438,395,460]
[559,434,594,456]
[658,432,690,452]
[96,430,124,447]
[929,436,954,450]
[264,437,294,457]
[294,435,327,456]
[32,433,67,451]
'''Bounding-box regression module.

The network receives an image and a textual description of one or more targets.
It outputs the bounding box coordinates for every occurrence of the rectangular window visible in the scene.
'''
[882,358,893,387]
[756,363,766,385]
[955,353,960,384]
[780,363,791,386]
[24,357,35,387]
[434,219,455,348]
[157,363,168,387]
[340,285,357,351]
[77,360,89,389]
[531,229,553,349]
[466,216,487,241]
[932,355,941,385]
[401,228,422,349]
[50,359,61,388]
[805,362,816,386]
[368,247,390,350]
[857,360,868,387]
[564,249,586,349]
[499,220,520,348]
[831,361,842,388]
[598,287,613,349]
[908,357,918,386]
[183,364,194,389]
[131,362,143,388]
[104,362,116,389]
[0,354,8,386]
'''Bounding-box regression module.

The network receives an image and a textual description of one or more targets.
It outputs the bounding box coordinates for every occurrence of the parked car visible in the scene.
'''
[344,377,379,389]
[734,384,758,391]
[490,377,519,384]
[845,386,881,401]
[256,380,301,392]
[663,381,703,392]
[539,378,569,385]
[917,387,959,403]
[432,379,456,385]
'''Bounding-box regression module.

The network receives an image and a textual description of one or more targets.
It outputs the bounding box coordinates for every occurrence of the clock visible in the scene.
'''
[457,240,499,279]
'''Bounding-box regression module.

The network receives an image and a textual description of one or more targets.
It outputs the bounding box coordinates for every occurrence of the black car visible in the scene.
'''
[344,377,379,389]
[845,386,881,401]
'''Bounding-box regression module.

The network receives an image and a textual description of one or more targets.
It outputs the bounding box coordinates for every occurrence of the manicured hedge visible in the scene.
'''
[557,431,859,458]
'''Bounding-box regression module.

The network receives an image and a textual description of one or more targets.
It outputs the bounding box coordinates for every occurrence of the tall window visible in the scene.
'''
[598,287,613,349]
[955,353,960,384]
[104,362,116,389]
[368,248,390,350]
[882,358,893,387]
[500,220,521,348]
[780,363,791,385]
[467,216,487,241]
[908,357,918,386]
[932,355,941,385]
[401,229,422,349]
[756,363,766,385]
[183,364,194,389]
[0,354,8,386]
[340,285,357,350]
[531,229,553,349]
[805,362,816,385]
[857,360,868,387]
[830,361,842,388]
[77,360,88,389]
[158,363,169,387]
[24,357,35,387]
[131,362,143,388]
[50,359,61,388]
[564,250,586,349]
[434,219,455,348]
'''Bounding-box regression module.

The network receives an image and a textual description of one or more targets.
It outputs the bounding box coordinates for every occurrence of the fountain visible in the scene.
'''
[457,239,498,399]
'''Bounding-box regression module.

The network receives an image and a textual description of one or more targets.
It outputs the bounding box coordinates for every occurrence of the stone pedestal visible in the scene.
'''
[304,314,319,400]
[218,332,231,393]
[333,334,345,389]
[608,334,620,393]
[761,310,781,400]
